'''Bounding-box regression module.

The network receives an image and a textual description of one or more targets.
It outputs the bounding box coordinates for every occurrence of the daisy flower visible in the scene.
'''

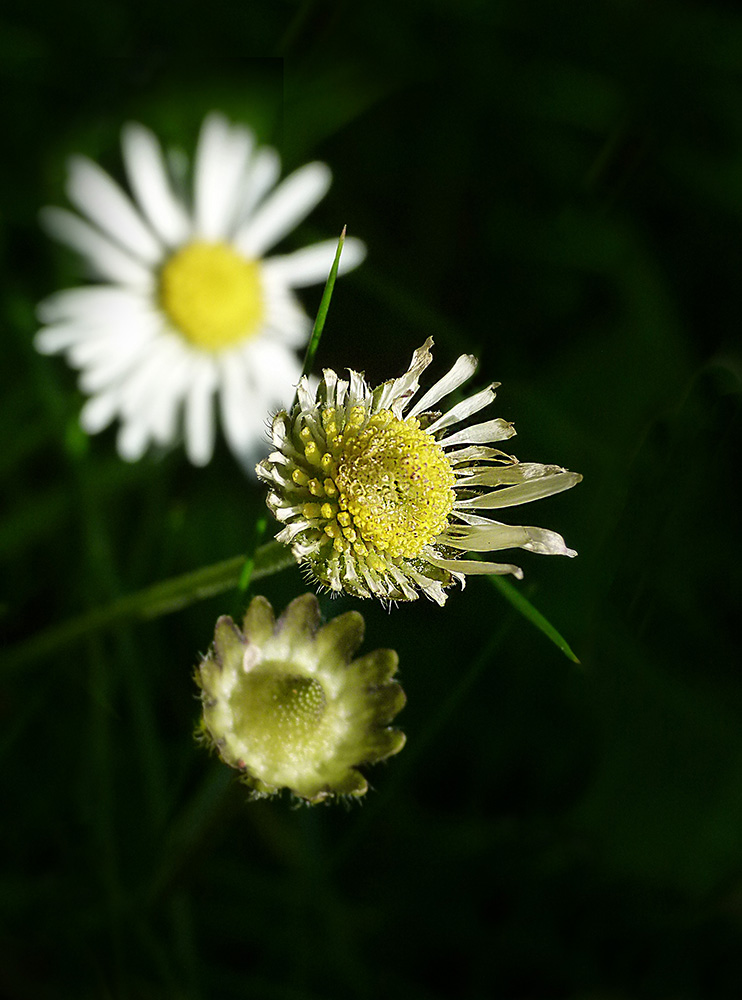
[196,593,405,802]
[35,112,366,466]
[257,338,582,605]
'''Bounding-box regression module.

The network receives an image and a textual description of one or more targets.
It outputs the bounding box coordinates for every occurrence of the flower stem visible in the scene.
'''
[5,541,297,673]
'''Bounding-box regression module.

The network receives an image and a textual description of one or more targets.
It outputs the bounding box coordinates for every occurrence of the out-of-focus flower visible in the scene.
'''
[196,593,405,802]
[257,338,582,604]
[35,112,365,467]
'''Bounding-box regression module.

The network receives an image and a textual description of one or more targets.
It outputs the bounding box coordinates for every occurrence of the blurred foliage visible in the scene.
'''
[1,3,742,998]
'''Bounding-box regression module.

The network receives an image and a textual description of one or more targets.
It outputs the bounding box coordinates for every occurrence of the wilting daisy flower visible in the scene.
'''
[35,112,365,466]
[196,593,405,802]
[257,338,582,605]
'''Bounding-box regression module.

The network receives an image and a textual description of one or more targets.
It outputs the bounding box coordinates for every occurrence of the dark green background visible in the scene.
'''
[2,5,741,998]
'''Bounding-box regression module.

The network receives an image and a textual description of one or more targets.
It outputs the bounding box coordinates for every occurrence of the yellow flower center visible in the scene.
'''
[231,668,328,762]
[159,241,264,351]
[297,407,456,562]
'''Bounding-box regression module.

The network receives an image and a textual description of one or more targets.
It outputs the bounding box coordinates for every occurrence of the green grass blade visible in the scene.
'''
[489,576,581,664]
[300,226,345,381]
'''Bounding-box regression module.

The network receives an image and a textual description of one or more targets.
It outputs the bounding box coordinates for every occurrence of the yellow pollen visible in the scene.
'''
[159,241,263,351]
[333,409,456,560]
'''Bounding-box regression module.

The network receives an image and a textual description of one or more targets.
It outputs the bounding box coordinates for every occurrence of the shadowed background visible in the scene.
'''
[1,5,741,998]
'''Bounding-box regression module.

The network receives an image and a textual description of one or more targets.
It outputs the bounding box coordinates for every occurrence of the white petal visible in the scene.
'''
[443,522,577,557]
[454,471,582,508]
[41,207,153,288]
[234,162,332,258]
[246,338,302,409]
[80,390,121,433]
[184,361,218,465]
[148,352,193,446]
[117,419,152,462]
[296,375,315,411]
[408,354,479,418]
[259,276,311,346]
[37,285,152,325]
[237,147,281,222]
[35,323,89,354]
[447,445,516,466]
[374,338,434,413]
[427,555,524,579]
[261,236,366,288]
[426,384,498,434]
[218,351,263,458]
[121,122,191,246]
[116,339,179,418]
[518,526,577,557]
[193,113,253,241]
[77,321,161,392]
[455,462,575,487]
[438,417,516,447]
[441,523,535,552]
[65,155,163,264]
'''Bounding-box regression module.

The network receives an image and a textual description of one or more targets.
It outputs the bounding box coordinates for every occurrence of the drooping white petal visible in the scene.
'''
[348,369,371,407]
[405,567,448,607]
[454,470,582,508]
[447,445,516,466]
[193,113,254,240]
[517,526,577,557]
[408,353,478,418]
[261,237,367,288]
[438,417,516,447]
[426,384,498,434]
[374,338,434,413]
[40,207,153,288]
[441,523,535,552]
[455,462,576,487]
[184,361,218,466]
[121,122,191,247]
[296,376,315,411]
[427,555,524,579]
[65,155,163,264]
[234,162,332,258]
[443,520,577,558]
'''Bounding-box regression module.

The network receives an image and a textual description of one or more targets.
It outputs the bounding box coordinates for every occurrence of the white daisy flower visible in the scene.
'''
[257,338,582,605]
[35,112,366,467]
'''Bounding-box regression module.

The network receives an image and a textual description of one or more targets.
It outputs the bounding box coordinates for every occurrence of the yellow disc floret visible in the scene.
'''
[159,241,264,351]
[317,407,456,560]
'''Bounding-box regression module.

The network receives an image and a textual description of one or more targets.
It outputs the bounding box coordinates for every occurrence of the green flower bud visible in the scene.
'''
[196,593,406,803]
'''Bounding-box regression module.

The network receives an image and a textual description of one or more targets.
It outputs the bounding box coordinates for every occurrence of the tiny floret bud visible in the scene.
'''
[196,594,406,803]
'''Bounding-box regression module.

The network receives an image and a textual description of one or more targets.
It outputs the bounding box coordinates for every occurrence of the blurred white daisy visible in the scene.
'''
[35,112,366,466]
